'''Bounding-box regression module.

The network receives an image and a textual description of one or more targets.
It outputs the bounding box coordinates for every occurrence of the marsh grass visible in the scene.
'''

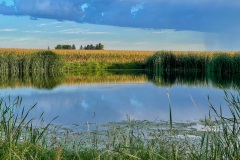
[188,90,240,159]
[147,51,240,74]
[0,50,63,75]
[0,90,239,159]
[0,96,58,159]
[146,51,209,72]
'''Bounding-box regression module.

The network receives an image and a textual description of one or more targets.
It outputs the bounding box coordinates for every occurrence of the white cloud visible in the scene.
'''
[81,3,89,12]
[130,97,143,108]
[146,29,176,34]
[81,100,90,109]
[131,3,144,15]
[38,22,60,27]
[13,37,34,41]
[58,28,110,35]
[58,28,88,34]
[0,28,17,32]
[23,30,43,33]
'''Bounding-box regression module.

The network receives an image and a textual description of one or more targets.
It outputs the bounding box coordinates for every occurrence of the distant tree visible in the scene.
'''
[55,44,75,50]
[72,44,76,50]
[55,43,104,50]
[55,44,62,49]
[62,45,72,49]
[83,43,104,50]
[98,43,104,50]
[48,46,50,50]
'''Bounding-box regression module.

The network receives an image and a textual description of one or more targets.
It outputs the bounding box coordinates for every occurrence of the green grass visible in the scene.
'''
[0,89,239,159]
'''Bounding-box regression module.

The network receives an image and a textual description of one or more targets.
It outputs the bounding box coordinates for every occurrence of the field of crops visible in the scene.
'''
[0,48,156,71]
[55,49,155,63]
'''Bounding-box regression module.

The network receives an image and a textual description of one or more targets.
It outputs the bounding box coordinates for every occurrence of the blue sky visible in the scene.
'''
[0,0,240,50]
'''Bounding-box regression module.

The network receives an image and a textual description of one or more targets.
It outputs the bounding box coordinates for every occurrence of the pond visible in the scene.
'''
[0,70,234,127]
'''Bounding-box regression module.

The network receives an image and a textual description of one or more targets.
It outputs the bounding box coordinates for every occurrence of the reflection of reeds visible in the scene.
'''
[151,70,240,89]
[0,72,64,89]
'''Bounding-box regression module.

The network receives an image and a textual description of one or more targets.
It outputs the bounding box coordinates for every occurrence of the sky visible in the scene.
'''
[0,0,240,50]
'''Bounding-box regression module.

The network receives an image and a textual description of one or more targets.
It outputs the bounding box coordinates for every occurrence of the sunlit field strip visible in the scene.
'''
[55,50,156,63]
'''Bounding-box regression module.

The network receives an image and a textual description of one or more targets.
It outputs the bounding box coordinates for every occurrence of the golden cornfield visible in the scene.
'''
[0,48,155,63]
[54,49,156,63]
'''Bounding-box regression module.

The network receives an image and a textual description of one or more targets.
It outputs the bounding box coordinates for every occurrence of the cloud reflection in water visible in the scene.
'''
[0,83,228,126]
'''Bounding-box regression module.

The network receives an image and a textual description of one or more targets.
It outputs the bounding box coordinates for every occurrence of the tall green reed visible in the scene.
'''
[147,51,240,75]
[0,50,63,76]
[188,90,240,159]
[146,51,209,72]
[0,96,58,159]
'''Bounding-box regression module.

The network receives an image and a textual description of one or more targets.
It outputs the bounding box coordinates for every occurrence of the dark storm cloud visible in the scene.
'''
[1,0,240,32]
[0,1,15,14]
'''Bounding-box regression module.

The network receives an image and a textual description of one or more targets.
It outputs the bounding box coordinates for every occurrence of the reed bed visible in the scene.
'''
[0,49,63,75]
[147,51,240,74]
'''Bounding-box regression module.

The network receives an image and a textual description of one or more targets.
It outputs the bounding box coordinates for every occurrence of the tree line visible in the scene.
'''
[55,43,104,50]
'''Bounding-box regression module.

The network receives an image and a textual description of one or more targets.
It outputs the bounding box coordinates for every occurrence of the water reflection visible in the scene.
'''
[0,83,229,126]
[0,72,63,89]
[0,70,235,125]
[0,70,240,89]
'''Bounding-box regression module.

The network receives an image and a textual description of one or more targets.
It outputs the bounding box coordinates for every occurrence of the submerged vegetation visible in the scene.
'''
[0,90,239,159]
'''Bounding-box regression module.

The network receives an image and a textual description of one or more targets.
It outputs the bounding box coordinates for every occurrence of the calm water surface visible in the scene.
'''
[0,71,233,126]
